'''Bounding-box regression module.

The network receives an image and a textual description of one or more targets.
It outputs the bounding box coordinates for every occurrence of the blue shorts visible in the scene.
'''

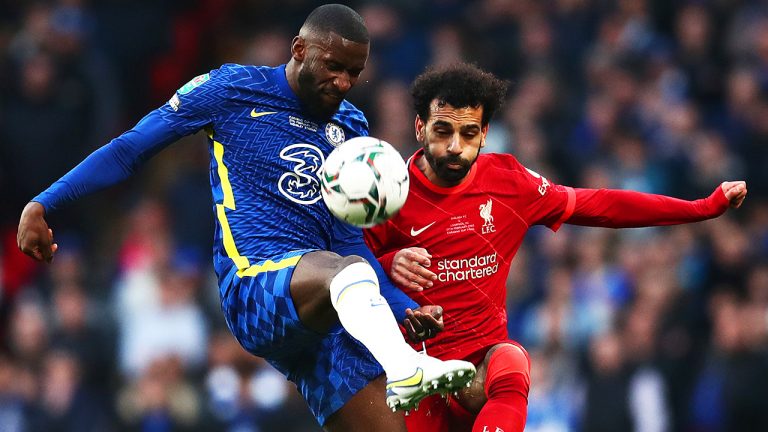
[220,250,384,425]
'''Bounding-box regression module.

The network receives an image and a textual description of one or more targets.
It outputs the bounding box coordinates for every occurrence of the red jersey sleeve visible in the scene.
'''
[362,224,396,274]
[363,225,385,255]
[504,157,576,231]
[566,185,730,228]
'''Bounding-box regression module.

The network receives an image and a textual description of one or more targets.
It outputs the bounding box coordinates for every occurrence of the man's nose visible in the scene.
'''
[334,72,352,93]
[447,136,462,154]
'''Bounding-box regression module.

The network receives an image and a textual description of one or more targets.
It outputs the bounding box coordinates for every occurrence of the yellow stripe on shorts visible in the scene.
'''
[238,255,302,278]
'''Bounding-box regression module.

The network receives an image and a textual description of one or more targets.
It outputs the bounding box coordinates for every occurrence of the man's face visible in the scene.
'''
[417,99,487,186]
[294,32,368,118]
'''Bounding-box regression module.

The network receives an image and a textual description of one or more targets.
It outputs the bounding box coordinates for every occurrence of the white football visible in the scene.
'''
[320,136,409,228]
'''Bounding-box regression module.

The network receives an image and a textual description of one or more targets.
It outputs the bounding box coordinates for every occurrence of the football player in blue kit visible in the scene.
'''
[16,4,474,431]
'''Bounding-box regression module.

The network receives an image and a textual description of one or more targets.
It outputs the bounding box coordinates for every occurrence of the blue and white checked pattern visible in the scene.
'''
[221,250,384,425]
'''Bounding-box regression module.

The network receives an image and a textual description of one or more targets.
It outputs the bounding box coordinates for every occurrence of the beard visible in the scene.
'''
[423,146,477,185]
[297,67,342,119]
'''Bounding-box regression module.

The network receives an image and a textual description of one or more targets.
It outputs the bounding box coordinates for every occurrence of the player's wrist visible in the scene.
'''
[707,184,730,215]
[23,201,47,217]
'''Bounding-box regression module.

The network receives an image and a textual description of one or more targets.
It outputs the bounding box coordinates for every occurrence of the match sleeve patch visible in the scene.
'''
[167,73,212,112]
[177,73,211,95]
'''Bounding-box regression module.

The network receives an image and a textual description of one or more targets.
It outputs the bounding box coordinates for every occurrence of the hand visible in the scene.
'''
[17,202,57,263]
[721,181,747,209]
[402,305,444,343]
[390,247,437,291]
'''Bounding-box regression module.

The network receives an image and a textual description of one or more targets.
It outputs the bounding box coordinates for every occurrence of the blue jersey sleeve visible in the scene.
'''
[331,219,419,322]
[156,66,233,136]
[33,67,236,212]
[33,110,182,211]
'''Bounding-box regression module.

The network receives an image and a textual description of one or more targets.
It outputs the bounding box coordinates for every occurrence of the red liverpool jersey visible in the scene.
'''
[365,149,576,361]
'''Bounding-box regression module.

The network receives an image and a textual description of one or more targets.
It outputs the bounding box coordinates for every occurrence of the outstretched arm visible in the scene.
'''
[18,111,182,262]
[566,181,747,228]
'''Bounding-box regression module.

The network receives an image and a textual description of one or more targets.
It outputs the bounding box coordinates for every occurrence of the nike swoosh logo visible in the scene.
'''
[370,298,387,307]
[250,109,277,118]
[386,368,423,389]
[410,222,436,236]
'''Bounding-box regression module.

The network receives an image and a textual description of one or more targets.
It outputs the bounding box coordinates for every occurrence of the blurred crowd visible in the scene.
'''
[1,0,768,431]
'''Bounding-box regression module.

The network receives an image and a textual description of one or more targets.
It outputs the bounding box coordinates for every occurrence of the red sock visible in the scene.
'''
[471,372,528,432]
[472,344,530,432]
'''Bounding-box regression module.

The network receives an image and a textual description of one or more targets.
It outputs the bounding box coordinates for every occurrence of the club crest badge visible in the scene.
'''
[480,199,496,234]
[325,122,345,147]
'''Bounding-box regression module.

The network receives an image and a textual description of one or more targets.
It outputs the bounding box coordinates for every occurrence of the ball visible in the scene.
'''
[320,136,409,228]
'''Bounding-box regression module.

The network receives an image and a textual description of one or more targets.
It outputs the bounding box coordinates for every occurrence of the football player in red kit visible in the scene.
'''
[363,63,747,432]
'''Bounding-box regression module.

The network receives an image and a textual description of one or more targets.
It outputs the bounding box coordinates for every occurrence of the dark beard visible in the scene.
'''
[423,148,474,185]
[297,68,341,119]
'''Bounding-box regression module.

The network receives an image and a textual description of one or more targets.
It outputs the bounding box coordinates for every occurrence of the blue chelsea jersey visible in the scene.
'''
[157,64,369,280]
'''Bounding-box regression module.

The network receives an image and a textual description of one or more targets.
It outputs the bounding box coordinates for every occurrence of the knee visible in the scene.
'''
[309,253,367,295]
[484,344,531,399]
[334,255,368,275]
[328,257,379,307]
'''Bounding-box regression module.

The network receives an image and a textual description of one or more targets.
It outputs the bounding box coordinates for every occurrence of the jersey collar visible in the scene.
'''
[408,148,478,195]
[276,64,299,102]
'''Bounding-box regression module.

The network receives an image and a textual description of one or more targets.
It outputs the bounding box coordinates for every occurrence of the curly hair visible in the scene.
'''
[411,62,509,126]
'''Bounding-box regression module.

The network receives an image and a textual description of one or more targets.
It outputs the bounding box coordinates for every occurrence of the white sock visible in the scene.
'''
[329,261,418,380]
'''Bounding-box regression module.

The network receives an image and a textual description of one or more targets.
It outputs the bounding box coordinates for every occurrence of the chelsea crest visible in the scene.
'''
[325,122,345,147]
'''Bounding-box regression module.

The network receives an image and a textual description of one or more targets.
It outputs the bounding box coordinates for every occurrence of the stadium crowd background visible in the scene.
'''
[1,0,768,431]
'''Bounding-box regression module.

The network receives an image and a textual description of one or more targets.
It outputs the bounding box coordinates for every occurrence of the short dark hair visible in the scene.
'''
[411,62,508,126]
[303,4,369,44]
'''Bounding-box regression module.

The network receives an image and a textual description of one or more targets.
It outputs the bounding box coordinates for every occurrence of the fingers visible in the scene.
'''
[40,245,53,263]
[722,181,748,209]
[17,202,55,263]
[391,270,430,292]
[18,232,50,263]
[718,181,747,209]
[391,272,419,291]
[403,307,444,342]
[403,309,428,343]
[393,248,437,291]
[418,312,445,332]
[405,247,432,265]
[731,187,747,208]
[429,305,443,321]
[403,317,418,339]
[42,229,56,263]
[418,304,443,320]
[403,267,436,291]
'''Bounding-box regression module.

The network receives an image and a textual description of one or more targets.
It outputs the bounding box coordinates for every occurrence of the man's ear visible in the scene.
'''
[480,124,489,148]
[415,116,426,142]
[291,36,306,61]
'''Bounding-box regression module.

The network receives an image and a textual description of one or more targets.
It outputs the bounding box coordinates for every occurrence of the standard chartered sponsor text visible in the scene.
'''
[436,252,499,282]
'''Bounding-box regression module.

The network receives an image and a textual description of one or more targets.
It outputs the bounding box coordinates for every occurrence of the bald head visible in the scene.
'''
[301,4,369,44]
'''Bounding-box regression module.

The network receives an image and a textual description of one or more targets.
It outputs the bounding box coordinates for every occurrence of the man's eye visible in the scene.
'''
[327,62,343,71]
